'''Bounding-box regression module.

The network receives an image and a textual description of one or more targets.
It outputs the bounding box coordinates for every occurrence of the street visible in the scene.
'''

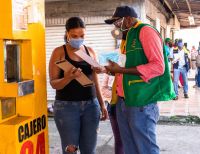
[48,118,200,154]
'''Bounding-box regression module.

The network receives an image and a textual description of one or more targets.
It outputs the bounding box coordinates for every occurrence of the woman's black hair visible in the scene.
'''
[64,17,85,42]
[65,17,85,31]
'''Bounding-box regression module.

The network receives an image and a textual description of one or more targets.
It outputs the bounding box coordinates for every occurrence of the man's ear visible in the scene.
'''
[126,16,132,23]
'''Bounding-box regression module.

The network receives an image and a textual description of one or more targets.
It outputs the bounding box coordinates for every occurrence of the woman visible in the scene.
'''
[49,17,108,154]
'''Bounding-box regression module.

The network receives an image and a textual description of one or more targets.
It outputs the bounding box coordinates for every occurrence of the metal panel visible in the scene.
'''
[45,26,64,101]
[0,97,16,120]
[4,40,21,83]
[45,24,115,100]
[45,16,111,26]
[18,80,34,96]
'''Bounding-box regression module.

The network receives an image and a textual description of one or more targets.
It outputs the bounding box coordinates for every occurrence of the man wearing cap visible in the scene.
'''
[103,5,175,154]
[172,40,190,99]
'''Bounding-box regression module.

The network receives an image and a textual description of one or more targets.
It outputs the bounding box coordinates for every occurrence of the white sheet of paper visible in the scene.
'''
[118,54,126,67]
[172,53,180,64]
[75,49,103,68]
[108,75,115,87]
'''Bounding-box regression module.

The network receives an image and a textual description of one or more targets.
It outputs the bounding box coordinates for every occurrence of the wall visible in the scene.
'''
[145,0,168,33]
[45,0,175,31]
[45,0,182,41]
[45,0,145,21]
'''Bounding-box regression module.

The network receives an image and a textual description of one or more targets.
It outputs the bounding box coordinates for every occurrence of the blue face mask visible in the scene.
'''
[69,38,84,49]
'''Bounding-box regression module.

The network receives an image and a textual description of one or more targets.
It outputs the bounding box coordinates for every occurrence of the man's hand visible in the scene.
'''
[92,66,107,74]
[105,60,122,74]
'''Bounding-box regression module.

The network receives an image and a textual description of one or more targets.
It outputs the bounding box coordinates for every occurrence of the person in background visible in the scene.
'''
[102,5,175,154]
[198,41,200,52]
[49,17,108,154]
[172,40,190,100]
[165,38,173,72]
[172,39,184,87]
[195,51,200,88]
[164,38,171,56]
[193,49,200,88]
[169,40,174,72]
[196,42,200,88]
[181,42,191,85]
[191,46,198,70]
[183,42,190,55]
[174,39,179,48]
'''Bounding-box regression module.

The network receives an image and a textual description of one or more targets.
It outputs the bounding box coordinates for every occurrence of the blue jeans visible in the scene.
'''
[196,67,200,87]
[173,67,188,96]
[116,97,160,154]
[107,104,124,154]
[54,98,101,154]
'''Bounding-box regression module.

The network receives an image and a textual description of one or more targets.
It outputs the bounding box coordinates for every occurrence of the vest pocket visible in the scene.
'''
[128,79,144,86]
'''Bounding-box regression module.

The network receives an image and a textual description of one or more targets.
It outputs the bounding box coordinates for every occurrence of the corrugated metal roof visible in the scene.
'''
[162,0,200,28]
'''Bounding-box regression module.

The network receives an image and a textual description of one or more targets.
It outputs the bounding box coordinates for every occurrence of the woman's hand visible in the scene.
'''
[64,67,82,80]
[100,106,108,121]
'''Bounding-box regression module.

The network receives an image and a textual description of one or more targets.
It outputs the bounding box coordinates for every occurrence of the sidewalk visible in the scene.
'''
[159,80,200,117]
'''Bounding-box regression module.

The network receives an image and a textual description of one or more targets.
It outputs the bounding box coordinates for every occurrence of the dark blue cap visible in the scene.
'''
[105,6,138,24]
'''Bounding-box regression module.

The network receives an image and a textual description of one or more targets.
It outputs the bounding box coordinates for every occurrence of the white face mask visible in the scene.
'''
[68,38,84,49]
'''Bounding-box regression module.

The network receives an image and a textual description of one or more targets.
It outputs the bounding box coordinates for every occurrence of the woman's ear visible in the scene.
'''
[65,31,69,42]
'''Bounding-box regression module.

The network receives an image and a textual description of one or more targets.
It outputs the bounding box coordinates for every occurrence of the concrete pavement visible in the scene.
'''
[48,78,200,154]
[48,118,200,154]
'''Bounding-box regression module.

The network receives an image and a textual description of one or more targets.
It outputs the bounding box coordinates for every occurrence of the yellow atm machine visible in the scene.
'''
[0,0,49,153]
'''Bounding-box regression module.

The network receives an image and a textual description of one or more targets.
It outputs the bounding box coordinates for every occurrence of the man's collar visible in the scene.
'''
[133,20,142,28]
[178,48,184,52]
